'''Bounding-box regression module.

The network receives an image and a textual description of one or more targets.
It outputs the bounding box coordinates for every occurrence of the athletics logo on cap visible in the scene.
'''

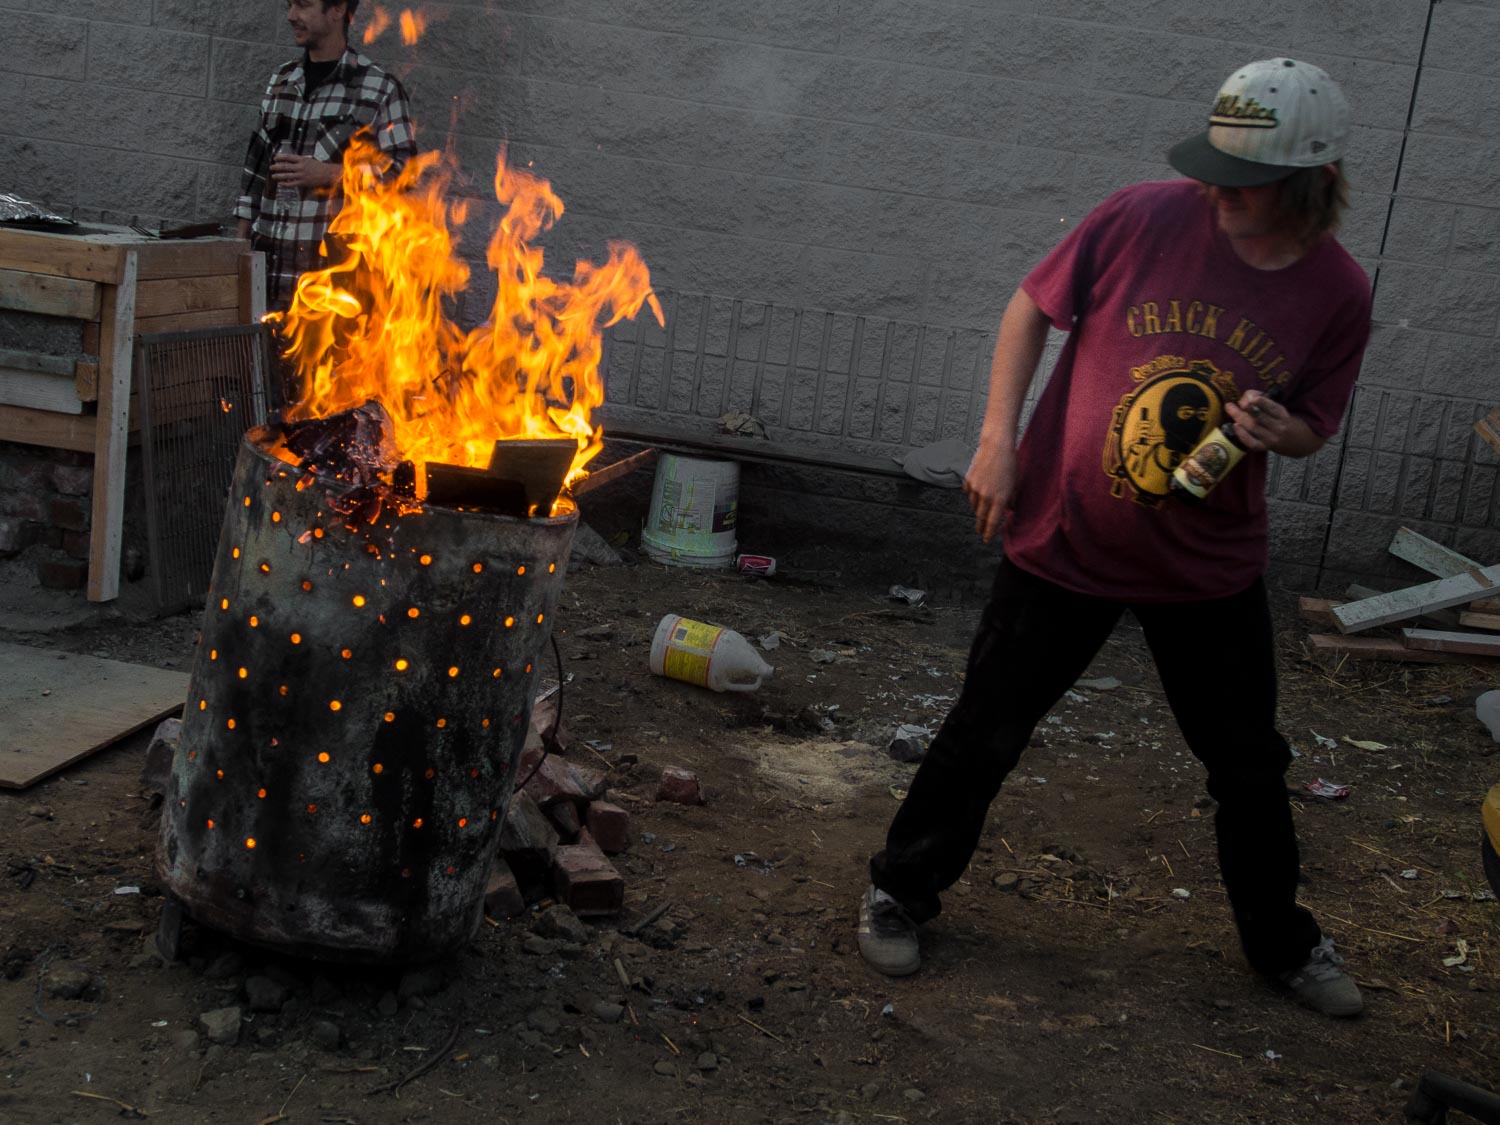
[1168,58,1350,187]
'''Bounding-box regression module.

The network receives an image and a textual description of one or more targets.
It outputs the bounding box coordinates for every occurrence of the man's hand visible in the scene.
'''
[963,440,1018,545]
[270,153,342,191]
[1225,389,1326,458]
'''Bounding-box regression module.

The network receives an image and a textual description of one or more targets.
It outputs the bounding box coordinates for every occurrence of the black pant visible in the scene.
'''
[870,558,1321,975]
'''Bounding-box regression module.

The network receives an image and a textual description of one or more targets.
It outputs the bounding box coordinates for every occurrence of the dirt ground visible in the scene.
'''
[2,543,1498,1124]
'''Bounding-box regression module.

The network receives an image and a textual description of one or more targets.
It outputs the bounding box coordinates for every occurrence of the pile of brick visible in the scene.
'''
[485,699,703,922]
[0,442,100,589]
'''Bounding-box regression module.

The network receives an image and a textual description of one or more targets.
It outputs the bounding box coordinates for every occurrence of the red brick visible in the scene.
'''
[517,744,606,806]
[0,492,48,523]
[37,557,87,590]
[585,801,631,855]
[61,530,91,559]
[49,497,90,533]
[51,465,93,496]
[551,844,624,917]
[546,800,581,841]
[656,766,704,806]
[483,858,525,919]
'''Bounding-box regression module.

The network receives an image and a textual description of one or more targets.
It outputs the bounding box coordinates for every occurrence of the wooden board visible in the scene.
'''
[1459,610,1500,632]
[1402,628,1500,657]
[0,267,101,320]
[134,274,240,319]
[1388,526,1477,579]
[0,403,96,451]
[0,228,126,284]
[1308,633,1470,664]
[0,642,187,789]
[1331,563,1500,633]
[0,368,83,413]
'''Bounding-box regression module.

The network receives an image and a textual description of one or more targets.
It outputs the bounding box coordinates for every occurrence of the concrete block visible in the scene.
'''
[713,0,841,50]
[0,312,86,357]
[1014,86,1153,159]
[1330,59,1420,131]
[551,844,624,917]
[656,766,703,805]
[1394,135,1500,208]
[1381,197,1456,266]
[483,857,525,918]
[88,24,211,95]
[1371,263,1500,337]
[968,14,1097,85]
[1292,0,1429,62]
[1090,31,1246,101]
[584,800,630,855]
[790,248,927,322]
[207,39,291,105]
[1451,206,1500,273]
[1423,332,1499,401]
[945,141,1073,212]
[1424,1,1500,80]
[152,0,285,41]
[838,0,973,72]
[6,13,87,81]
[75,149,202,219]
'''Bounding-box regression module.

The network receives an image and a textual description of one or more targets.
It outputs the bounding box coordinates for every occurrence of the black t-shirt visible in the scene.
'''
[302,54,338,95]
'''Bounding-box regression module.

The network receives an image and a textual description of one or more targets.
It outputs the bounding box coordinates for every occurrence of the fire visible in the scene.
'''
[270,134,662,502]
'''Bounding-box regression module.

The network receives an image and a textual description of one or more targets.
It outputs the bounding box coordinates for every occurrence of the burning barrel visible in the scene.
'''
[156,428,575,962]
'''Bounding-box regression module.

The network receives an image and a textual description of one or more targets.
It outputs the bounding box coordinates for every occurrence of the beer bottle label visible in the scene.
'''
[1171,428,1246,500]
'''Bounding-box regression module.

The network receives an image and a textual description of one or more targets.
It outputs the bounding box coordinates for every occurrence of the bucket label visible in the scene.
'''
[712,498,737,533]
[657,479,716,536]
[662,618,724,687]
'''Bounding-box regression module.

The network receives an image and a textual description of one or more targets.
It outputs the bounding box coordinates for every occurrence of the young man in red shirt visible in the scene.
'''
[859,59,1371,1018]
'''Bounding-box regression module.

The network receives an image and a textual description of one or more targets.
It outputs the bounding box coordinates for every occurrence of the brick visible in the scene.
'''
[1,492,49,524]
[585,800,630,855]
[545,799,581,841]
[152,0,284,41]
[551,844,624,917]
[517,744,605,806]
[0,516,36,557]
[483,857,525,919]
[1425,1,1500,79]
[51,464,92,497]
[61,530,91,560]
[1371,264,1500,337]
[49,497,89,533]
[498,790,559,898]
[207,39,291,106]
[37,556,87,590]
[656,766,704,806]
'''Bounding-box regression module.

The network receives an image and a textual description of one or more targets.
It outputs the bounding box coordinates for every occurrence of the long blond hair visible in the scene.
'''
[1275,160,1349,249]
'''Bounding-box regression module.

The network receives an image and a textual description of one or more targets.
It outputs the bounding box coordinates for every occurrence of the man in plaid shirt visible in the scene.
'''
[234,0,416,311]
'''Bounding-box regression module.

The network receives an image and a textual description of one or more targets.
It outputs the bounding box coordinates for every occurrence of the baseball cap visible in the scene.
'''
[1168,58,1350,187]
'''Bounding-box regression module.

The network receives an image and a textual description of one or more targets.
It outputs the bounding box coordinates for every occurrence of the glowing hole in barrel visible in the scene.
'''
[383,711,395,722]
[472,563,483,573]
[259,562,270,574]
[372,763,384,775]
[436,718,447,728]
[278,685,288,696]
[447,666,459,678]
[504,616,515,628]
[257,788,267,799]
[329,700,342,711]
[245,838,256,849]
[457,817,468,828]
[419,554,432,565]
[525,663,532,674]
[242,496,250,507]
[301,580,312,592]
[341,648,352,659]
[412,817,424,828]
[424,769,435,780]
[233,546,241,558]
[360,813,371,824]
[317,752,330,764]
[517,565,526,576]
[206,818,215,829]
[395,658,409,671]
[536,613,544,624]
[549,563,556,573]
[215,769,224,779]
[220,598,229,610]
[481,718,490,728]
[445,865,456,875]
[290,633,302,644]
[188,751,197,761]
[459,614,471,626]
[249,616,259,628]
[353,594,366,607]
[490,809,499,820]
[306,803,317,814]
[469,768,478,779]
[198,699,206,711]
[407,607,420,619]
[209,649,218,660]
[271,511,282,523]
[238,667,248,679]
[227,718,236,730]
[492,668,501,678]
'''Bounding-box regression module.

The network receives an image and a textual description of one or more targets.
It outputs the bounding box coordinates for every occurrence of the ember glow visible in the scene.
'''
[271,134,662,502]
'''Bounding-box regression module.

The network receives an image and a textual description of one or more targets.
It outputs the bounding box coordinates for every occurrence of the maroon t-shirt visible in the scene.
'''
[1006,179,1371,602]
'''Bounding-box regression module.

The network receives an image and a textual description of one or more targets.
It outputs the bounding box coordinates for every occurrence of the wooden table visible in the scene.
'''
[0,225,265,601]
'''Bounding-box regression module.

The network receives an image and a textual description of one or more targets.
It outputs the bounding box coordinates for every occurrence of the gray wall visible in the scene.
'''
[3,0,1497,584]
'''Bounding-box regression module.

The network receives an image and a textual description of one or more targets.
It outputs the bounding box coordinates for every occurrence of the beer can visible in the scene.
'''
[735,553,777,577]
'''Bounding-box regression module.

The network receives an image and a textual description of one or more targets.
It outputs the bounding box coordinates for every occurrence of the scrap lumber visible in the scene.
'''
[1401,628,1500,658]
[1388,526,1477,579]
[1331,563,1500,634]
[1459,610,1500,632]
[1342,585,1459,628]
[1308,634,1470,664]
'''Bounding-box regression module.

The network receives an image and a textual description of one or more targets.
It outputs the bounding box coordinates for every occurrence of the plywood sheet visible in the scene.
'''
[0,642,187,789]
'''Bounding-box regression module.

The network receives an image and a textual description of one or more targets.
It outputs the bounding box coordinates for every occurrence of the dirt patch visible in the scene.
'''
[1,551,1497,1123]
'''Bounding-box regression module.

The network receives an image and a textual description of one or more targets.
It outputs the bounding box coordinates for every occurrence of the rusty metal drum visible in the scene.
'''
[156,431,576,962]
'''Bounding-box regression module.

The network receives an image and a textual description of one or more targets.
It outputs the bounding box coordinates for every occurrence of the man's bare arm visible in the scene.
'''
[965,287,1052,544]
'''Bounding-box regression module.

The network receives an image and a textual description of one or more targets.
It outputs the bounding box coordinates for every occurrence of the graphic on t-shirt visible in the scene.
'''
[1103,357,1239,507]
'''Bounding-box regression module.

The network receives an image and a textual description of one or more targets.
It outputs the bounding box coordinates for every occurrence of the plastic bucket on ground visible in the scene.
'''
[640,453,738,568]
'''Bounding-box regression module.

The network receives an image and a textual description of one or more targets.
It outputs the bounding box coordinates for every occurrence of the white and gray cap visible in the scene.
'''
[1168,58,1350,187]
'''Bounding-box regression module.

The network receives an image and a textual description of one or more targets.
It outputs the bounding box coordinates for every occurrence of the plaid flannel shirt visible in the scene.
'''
[235,46,416,308]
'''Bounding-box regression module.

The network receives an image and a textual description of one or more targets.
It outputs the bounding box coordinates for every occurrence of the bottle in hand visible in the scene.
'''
[1170,389,1277,502]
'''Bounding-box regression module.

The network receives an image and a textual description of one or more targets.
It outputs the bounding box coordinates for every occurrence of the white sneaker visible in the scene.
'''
[857,885,920,976]
[1279,937,1363,1017]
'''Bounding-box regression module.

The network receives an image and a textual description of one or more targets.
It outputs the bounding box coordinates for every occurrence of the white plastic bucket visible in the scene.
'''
[640,453,739,568]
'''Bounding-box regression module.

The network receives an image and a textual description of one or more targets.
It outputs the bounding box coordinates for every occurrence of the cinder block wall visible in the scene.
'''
[3,0,1495,588]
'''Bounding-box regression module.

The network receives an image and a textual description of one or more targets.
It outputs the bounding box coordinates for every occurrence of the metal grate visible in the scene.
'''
[136,325,276,615]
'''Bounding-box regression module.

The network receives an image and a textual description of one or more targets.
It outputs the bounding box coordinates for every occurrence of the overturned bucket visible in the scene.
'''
[640,453,738,568]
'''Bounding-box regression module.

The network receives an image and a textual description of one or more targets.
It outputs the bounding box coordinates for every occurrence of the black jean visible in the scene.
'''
[870,558,1321,976]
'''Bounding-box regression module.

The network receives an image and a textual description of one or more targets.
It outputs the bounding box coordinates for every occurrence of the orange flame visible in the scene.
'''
[362,5,391,45]
[399,9,426,45]
[272,135,663,499]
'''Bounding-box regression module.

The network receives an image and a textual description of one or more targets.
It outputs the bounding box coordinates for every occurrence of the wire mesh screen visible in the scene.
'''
[136,325,276,615]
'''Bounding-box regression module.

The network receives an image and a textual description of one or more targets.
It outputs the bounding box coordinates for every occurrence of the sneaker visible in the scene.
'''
[1278,937,1363,1017]
[857,885,920,976]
